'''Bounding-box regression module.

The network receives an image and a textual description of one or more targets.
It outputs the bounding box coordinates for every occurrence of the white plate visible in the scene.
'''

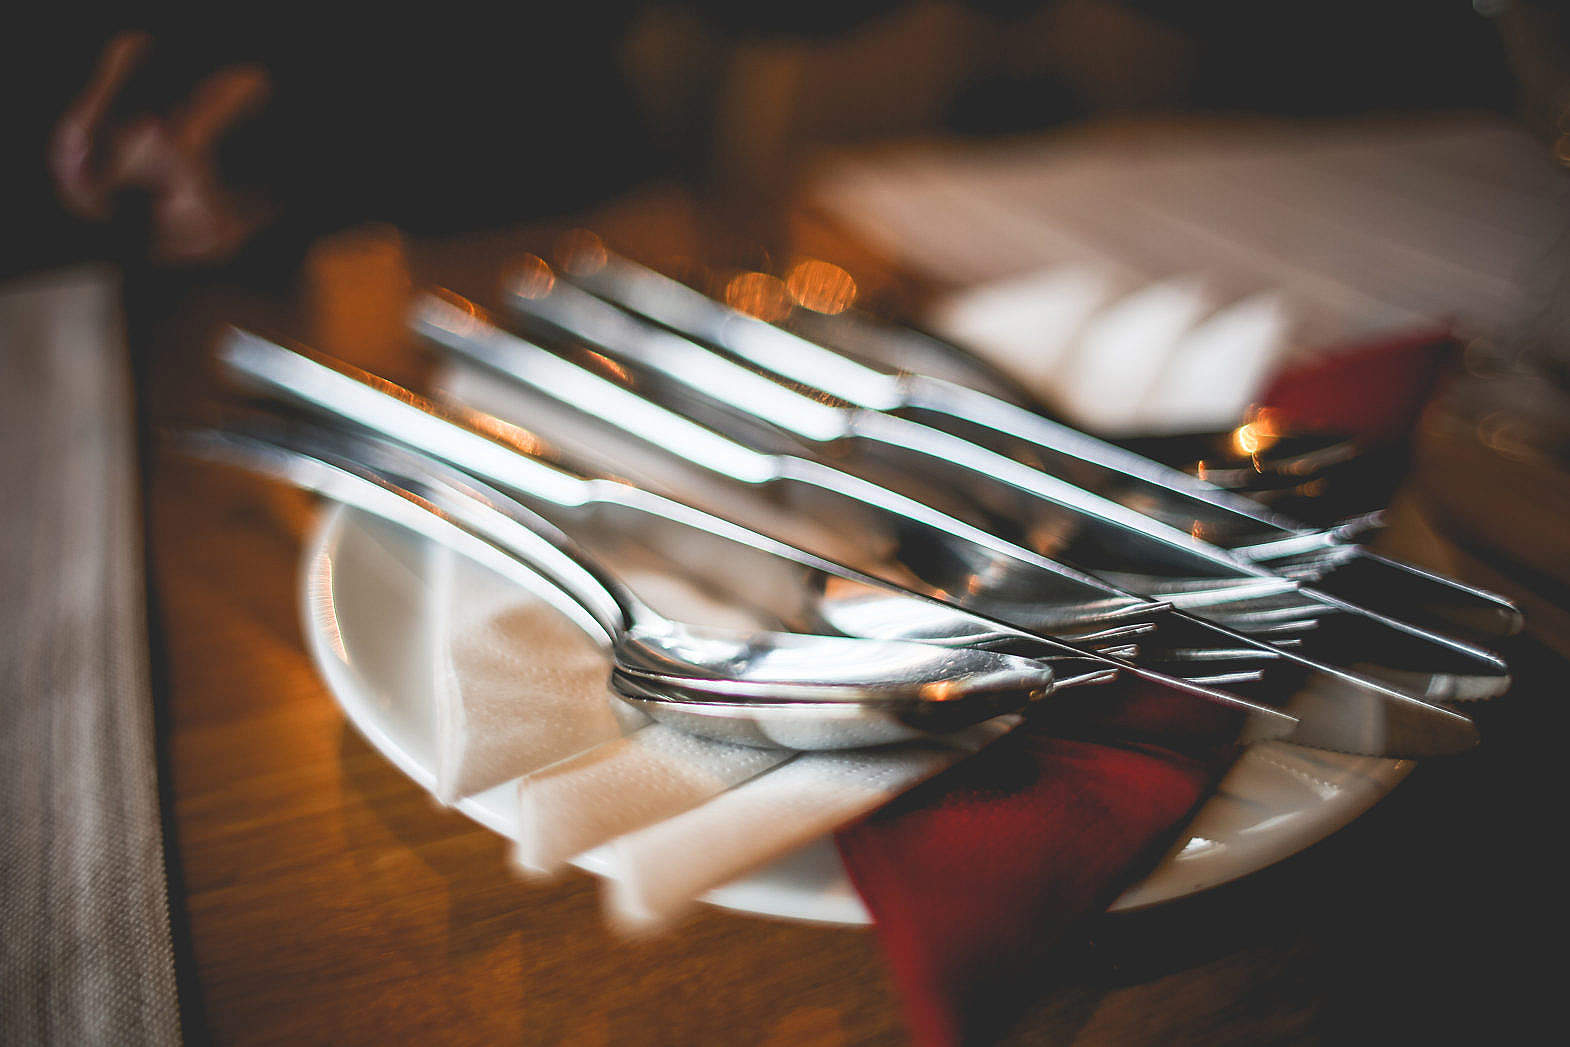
[302,504,1413,922]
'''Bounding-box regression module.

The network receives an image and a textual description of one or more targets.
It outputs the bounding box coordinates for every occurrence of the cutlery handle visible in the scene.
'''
[215,332,665,636]
[220,328,587,507]
[421,292,1159,630]
[514,269,1292,592]
[414,291,781,485]
[569,250,1519,642]
[507,275,850,444]
[574,253,902,410]
[177,424,624,645]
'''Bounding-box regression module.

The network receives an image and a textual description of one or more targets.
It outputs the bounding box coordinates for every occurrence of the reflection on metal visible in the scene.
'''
[512,254,556,300]
[310,549,350,663]
[1229,407,1282,462]
[724,271,792,322]
[1197,408,1284,480]
[463,409,551,460]
[580,349,631,385]
[785,259,857,315]
[557,228,609,275]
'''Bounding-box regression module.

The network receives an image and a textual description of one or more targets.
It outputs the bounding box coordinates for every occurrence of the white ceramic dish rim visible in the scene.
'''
[302,503,1415,923]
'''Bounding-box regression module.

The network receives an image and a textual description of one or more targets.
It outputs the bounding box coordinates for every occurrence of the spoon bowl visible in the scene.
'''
[610,669,1028,750]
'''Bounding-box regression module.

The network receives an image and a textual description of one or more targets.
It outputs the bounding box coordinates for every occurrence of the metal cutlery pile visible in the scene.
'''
[183,245,1520,760]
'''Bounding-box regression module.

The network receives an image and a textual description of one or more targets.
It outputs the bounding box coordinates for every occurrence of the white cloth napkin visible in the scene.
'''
[592,740,989,933]
[1140,291,1292,432]
[925,263,1131,389]
[929,272,1296,435]
[429,538,1014,932]
[513,725,790,877]
[431,551,637,804]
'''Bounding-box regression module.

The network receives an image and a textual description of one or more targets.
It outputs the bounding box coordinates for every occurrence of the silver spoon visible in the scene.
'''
[178,422,1067,749]
[607,669,1021,750]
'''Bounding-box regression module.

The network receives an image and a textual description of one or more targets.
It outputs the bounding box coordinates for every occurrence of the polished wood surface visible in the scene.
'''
[139,198,1561,1045]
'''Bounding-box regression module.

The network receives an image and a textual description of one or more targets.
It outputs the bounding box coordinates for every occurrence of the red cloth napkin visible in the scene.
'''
[834,326,1453,1045]
[836,682,1245,1046]
[1259,326,1455,442]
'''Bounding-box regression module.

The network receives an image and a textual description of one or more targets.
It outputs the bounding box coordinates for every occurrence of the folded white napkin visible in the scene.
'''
[1051,276,1220,434]
[925,263,1131,390]
[513,725,791,877]
[1139,290,1294,434]
[592,735,1006,933]
[432,553,638,804]
[430,530,1015,931]
[931,270,1291,435]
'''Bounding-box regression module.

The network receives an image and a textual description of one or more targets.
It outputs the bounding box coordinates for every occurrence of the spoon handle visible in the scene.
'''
[174,422,622,646]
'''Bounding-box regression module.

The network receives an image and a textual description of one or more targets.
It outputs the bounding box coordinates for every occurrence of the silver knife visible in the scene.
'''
[568,250,1523,640]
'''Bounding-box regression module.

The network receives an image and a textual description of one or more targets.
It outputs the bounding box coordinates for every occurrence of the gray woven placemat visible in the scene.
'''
[1,267,181,1045]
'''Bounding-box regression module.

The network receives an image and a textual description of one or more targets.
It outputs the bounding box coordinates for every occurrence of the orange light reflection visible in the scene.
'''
[465,409,549,460]
[581,349,631,385]
[557,229,609,275]
[512,254,556,299]
[1228,407,1282,465]
[724,271,792,322]
[785,259,857,314]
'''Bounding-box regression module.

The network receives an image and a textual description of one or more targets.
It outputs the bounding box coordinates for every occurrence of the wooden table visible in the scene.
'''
[137,197,1563,1045]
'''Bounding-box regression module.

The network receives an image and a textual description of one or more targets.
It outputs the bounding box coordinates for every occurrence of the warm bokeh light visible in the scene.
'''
[1228,407,1282,460]
[581,349,631,385]
[723,271,792,322]
[1230,423,1264,457]
[512,254,556,300]
[784,259,857,314]
[924,679,961,702]
[556,228,609,275]
[464,405,551,459]
[1478,410,1537,463]
[305,225,411,358]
